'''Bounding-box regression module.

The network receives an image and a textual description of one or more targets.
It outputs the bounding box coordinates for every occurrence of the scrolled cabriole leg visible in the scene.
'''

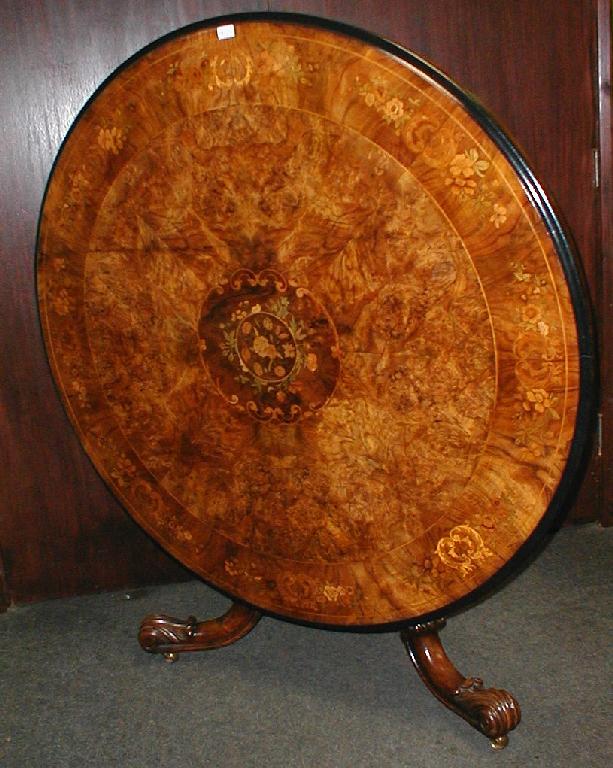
[138,601,261,661]
[400,619,521,749]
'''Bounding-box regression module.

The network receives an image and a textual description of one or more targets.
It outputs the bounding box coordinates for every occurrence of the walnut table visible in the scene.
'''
[37,13,596,749]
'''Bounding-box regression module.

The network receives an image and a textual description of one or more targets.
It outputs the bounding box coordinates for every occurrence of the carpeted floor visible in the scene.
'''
[1,524,611,768]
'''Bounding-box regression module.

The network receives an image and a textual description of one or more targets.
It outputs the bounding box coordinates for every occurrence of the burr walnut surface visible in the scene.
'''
[37,18,583,626]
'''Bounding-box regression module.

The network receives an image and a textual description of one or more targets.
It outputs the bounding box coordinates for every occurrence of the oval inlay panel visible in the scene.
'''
[198,268,340,422]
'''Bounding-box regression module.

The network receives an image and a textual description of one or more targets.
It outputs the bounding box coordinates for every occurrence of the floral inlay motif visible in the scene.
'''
[97,126,125,155]
[256,40,315,85]
[71,379,89,408]
[436,525,493,577]
[505,257,563,455]
[511,262,549,299]
[110,454,137,487]
[68,165,91,201]
[198,269,340,422]
[51,288,73,316]
[236,311,298,382]
[445,148,490,198]
[211,53,253,89]
[513,330,562,390]
[521,388,559,419]
[224,558,263,582]
[165,40,317,100]
[322,584,354,605]
[356,76,421,133]
[489,203,508,228]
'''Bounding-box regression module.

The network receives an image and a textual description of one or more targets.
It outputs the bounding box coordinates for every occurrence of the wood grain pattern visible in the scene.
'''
[37,19,585,625]
[0,0,603,610]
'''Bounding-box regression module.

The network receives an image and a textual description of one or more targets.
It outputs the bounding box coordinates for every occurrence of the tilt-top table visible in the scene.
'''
[37,13,595,749]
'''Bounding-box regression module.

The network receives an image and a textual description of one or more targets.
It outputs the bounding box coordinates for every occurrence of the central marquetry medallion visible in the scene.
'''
[198,269,340,422]
[237,312,297,382]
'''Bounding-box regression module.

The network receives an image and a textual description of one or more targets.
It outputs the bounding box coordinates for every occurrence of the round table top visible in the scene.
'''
[37,14,593,626]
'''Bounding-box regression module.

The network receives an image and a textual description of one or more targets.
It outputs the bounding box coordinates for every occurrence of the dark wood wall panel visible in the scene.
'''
[597,0,612,526]
[0,0,602,607]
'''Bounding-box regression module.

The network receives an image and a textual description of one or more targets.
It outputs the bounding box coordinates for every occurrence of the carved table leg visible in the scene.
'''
[400,620,521,749]
[139,601,261,662]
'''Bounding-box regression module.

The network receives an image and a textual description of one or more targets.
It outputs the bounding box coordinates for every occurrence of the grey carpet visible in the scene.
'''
[1,524,611,768]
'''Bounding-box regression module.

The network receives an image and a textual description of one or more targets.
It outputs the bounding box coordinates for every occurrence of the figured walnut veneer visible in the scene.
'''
[37,19,581,626]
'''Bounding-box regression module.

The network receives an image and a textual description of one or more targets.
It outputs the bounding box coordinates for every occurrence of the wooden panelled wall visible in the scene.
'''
[0,0,608,608]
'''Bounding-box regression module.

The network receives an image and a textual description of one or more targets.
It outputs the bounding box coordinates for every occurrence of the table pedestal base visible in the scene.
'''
[138,604,520,748]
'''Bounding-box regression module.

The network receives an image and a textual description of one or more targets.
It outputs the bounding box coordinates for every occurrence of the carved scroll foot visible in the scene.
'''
[401,620,521,749]
[139,601,261,661]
